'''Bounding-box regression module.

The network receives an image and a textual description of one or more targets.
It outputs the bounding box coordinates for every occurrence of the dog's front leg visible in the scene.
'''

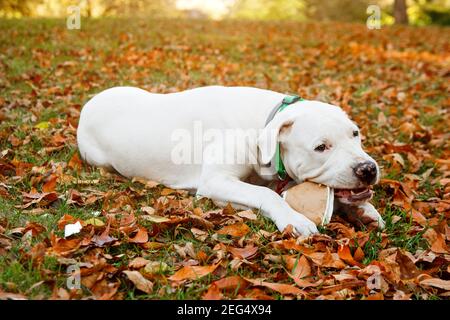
[334,201,385,229]
[197,174,318,236]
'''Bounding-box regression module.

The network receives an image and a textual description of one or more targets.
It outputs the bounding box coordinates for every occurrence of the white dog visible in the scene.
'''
[77,86,385,236]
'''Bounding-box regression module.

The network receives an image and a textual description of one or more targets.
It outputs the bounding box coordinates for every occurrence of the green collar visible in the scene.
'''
[271,95,303,180]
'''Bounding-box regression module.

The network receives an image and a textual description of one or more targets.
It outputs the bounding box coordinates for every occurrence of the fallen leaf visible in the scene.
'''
[91,219,117,247]
[128,227,148,244]
[228,246,258,259]
[423,229,448,254]
[291,255,311,279]
[128,257,150,269]
[23,222,46,237]
[338,244,361,267]
[217,223,250,237]
[245,278,304,296]
[236,210,257,220]
[42,174,58,192]
[84,218,105,227]
[141,206,155,215]
[50,233,81,256]
[169,264,218,281]
[123,271,153,294]
[202,284,223,300]
[213,276,248,291]
[419,278,450,291]
[354,246,365,262]
[140,214,170,223]
[0,291,27,300]
[144,261,169,274]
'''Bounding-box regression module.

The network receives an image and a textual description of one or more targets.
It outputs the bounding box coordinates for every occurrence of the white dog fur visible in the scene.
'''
[77,86,385,236]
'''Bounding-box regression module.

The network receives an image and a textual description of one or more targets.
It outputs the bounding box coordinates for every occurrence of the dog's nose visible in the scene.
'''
[353,161,377,185]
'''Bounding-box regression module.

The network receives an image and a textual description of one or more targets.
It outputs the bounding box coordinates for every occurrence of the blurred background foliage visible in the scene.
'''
[0,0,449,26]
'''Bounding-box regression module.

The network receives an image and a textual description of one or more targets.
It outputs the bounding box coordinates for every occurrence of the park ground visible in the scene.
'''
[0,18,449,299]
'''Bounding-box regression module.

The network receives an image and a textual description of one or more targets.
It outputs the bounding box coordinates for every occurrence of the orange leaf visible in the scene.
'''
[353,247,365,262]
[420,278,450,290]
[50,232,81,256]
[423,229,448,254]
[57,214,79,230]
[367,292,384,300]
[291,255,311,279]
[202,284,223,300]
[304,249,346,269]
[228,245,258,259]
[244,278,305,296]
[217,223,250,237]
[128,227,148,244]
[128,257,150,269]
[91,218,117,247]
[338,245,361,267]
[213,276,248,291]
[23,222,46,237]
[68,152,83,170]
[169,264,219,281]
[42,174,58,193]
[123,271,153,294]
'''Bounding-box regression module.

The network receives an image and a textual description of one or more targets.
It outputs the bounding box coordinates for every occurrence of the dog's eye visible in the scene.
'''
[353,130,359,137]
[314,144,327,152]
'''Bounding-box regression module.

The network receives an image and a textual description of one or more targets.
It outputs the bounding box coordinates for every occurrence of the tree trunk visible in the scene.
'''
[394,0,409,24]
[85,0,92,18]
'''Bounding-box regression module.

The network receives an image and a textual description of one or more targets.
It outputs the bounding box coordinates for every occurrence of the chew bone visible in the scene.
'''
[282,182,334,226]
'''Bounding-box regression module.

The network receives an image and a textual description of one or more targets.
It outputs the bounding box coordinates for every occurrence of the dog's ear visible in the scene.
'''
[258,112,296,165]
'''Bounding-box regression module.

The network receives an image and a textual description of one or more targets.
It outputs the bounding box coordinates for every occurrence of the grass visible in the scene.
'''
[0,18,449,300]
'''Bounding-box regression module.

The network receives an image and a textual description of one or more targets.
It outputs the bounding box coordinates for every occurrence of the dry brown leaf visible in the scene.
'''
[202,284,223,300]
[338,244,361,267]
[42,174,58,193]
[216,223,250,237]
[289,255,311,279]
[423,228,448,254]
[169,264,219,281]
[128,257,150,269]
[49,233,81,256]
[420,278,450,291]
[245,278,304,296]
[213,276,248,291]
[0,291,27,300]
[128,227,148,244]
[236,210,257,220]
[353,247,365,262]
[304,249,346,269]
[228,245,258,260]
[123,271,153,294]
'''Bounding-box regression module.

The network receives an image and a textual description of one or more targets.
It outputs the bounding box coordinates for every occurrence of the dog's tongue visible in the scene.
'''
[334,187,373,202]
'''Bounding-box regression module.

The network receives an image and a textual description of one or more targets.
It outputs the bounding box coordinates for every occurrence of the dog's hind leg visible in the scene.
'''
[197,196,251,211]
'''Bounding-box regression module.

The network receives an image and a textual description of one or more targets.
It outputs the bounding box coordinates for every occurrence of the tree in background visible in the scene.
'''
[229,0,371,22]
[229,0,307,21]
[0,0,41,17]
[304,0,372,22]
[394,0,409,23]
[0,0,178,18]
[1,0,449,25]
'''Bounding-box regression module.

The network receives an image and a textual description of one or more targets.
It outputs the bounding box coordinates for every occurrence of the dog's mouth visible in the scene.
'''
[334,187,373,203]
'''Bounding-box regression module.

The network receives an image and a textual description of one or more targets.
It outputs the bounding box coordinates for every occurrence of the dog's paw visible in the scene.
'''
[357,203,385,230]
[275,211,318,237]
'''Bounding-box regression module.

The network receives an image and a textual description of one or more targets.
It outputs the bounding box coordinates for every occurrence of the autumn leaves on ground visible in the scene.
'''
[0,19,449,300]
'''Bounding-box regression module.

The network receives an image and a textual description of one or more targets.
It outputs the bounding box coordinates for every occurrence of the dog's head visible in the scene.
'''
[258,101,379,204]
